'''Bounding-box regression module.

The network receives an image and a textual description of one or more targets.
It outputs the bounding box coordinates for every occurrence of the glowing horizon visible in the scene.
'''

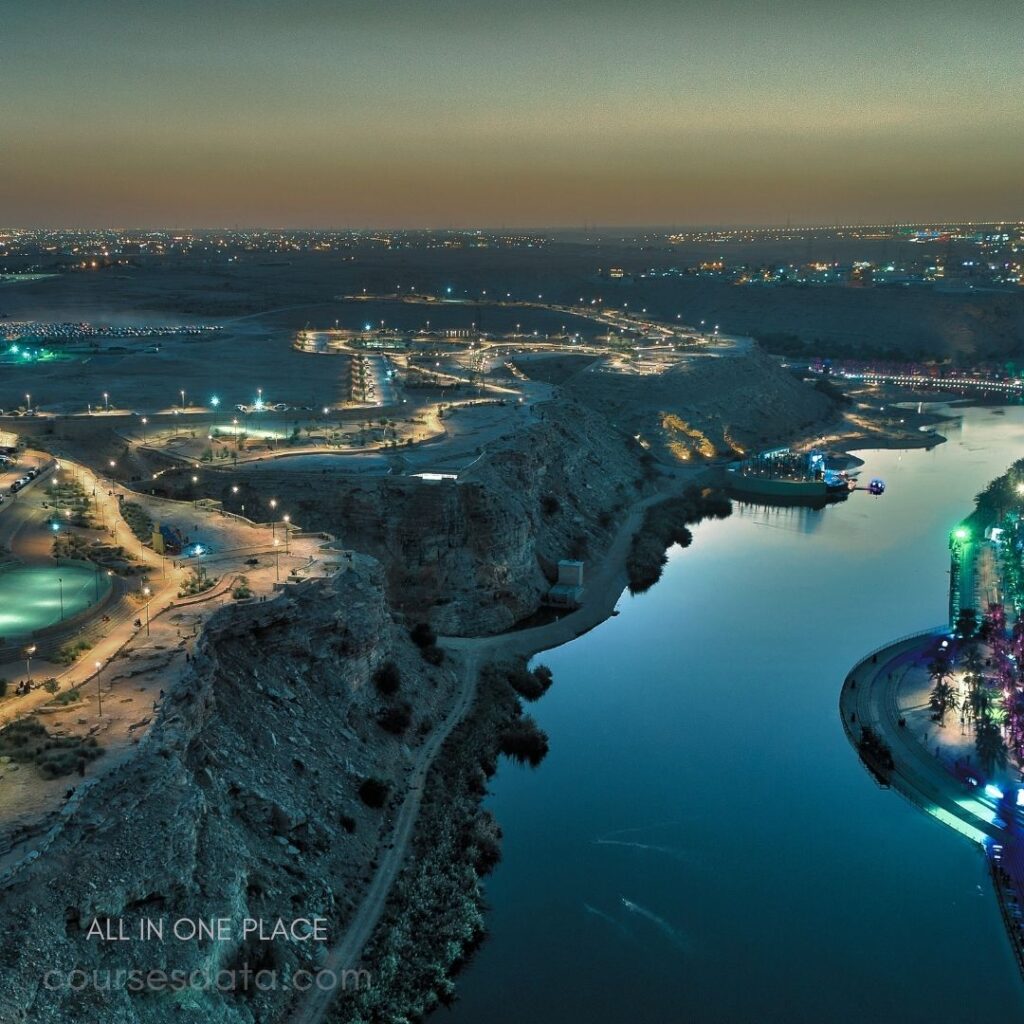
[4,0,1023,229]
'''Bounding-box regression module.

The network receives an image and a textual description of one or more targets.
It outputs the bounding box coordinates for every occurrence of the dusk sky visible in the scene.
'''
[3,0,1022,228]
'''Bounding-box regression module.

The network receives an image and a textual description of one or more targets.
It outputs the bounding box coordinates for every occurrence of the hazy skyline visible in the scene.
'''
[3,0,1022,228]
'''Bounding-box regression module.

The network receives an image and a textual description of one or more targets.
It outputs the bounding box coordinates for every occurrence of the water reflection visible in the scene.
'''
[731,500,831,534]
[445,405,1024,1024]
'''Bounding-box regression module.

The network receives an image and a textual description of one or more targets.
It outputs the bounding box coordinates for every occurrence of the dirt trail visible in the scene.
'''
[287,481,683,1023]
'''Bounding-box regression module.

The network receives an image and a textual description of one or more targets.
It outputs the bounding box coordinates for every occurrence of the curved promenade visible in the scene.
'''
[841,628,1024,976]
[840,628,999,844]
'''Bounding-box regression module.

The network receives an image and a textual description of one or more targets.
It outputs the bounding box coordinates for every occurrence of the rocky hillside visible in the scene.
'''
[524,346,837,461]
[0,558,456,1024]
[191,398,651,636]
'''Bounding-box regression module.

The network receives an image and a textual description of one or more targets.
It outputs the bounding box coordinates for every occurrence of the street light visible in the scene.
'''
[58,576,64,621]
[141,417,148,443]
[103,391,109,411]
[180,388,186,410]
[94,661,103,717]
[24,645,36,684]
[25,393,31,412]
[283,514,290,554]
[142,586,151,636]
[269,498,277,537]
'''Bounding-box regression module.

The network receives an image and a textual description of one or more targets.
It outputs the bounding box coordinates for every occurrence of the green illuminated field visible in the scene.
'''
[0,564,110,637]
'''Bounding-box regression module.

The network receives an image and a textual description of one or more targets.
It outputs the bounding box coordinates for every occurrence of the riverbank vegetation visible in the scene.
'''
[482,661,553,702]
[341,663,520,1021]
[626,487,732,593]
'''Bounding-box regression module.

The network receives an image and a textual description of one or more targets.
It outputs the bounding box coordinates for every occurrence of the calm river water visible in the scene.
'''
[446,404,1024,1024]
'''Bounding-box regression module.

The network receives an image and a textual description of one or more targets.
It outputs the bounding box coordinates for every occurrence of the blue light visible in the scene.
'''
[210,395,220,407]
[985,783,1004,800]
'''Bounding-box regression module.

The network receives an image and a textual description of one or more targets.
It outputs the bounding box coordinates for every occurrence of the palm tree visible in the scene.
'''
[929,678,955,724]
[961,643,984,678]
[975,715,1006,774]
[968,677,993,723]
[927,652,952,685]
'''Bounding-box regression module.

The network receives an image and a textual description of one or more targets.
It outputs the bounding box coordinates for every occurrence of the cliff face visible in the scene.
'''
[219,398,649,635]
[0,559,456,1024]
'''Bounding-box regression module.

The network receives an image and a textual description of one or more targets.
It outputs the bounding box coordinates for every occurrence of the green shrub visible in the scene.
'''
[120,501,154,543]
[506,663,553,701]
[373,660,401,695]
[410,622,436,648]
[56,640,93,666]
[421,644,444,666]
[377,702,413,735]
[499,715,549,767]
[358,777,389,809]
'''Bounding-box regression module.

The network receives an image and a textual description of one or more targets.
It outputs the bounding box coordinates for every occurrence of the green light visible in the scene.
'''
[954,527,969,541]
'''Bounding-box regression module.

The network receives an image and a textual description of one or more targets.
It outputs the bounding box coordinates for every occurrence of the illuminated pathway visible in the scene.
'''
[840,631,1024,974]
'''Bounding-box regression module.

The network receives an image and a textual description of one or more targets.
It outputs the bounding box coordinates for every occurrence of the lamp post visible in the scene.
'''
[283,514,290,554]
[142,586,151,636]
[58,576,64,621]
[103,391,109,412]
[25,393,31,413]
[269,498,277,537]
[274,538,280,581]
[24,645,36,684]
[141,416,148,443]
[180,388,186,411]
[192,474,199,508]
[94,661,103,718]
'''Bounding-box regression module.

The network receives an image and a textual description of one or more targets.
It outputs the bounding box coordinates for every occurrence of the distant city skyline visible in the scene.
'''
[4,0,1022,228]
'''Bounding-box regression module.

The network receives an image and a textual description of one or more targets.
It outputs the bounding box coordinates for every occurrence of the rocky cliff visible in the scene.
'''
[205,398,651,636]
[0,558,456,1023]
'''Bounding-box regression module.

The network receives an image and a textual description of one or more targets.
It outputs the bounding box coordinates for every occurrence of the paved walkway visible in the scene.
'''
[841,629,1024,975]
[0,453,333,872]
[840,631,1005,844]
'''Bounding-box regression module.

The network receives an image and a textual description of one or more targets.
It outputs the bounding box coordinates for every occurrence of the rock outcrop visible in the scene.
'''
[198,398,651,635]
[0,557,456,1023]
